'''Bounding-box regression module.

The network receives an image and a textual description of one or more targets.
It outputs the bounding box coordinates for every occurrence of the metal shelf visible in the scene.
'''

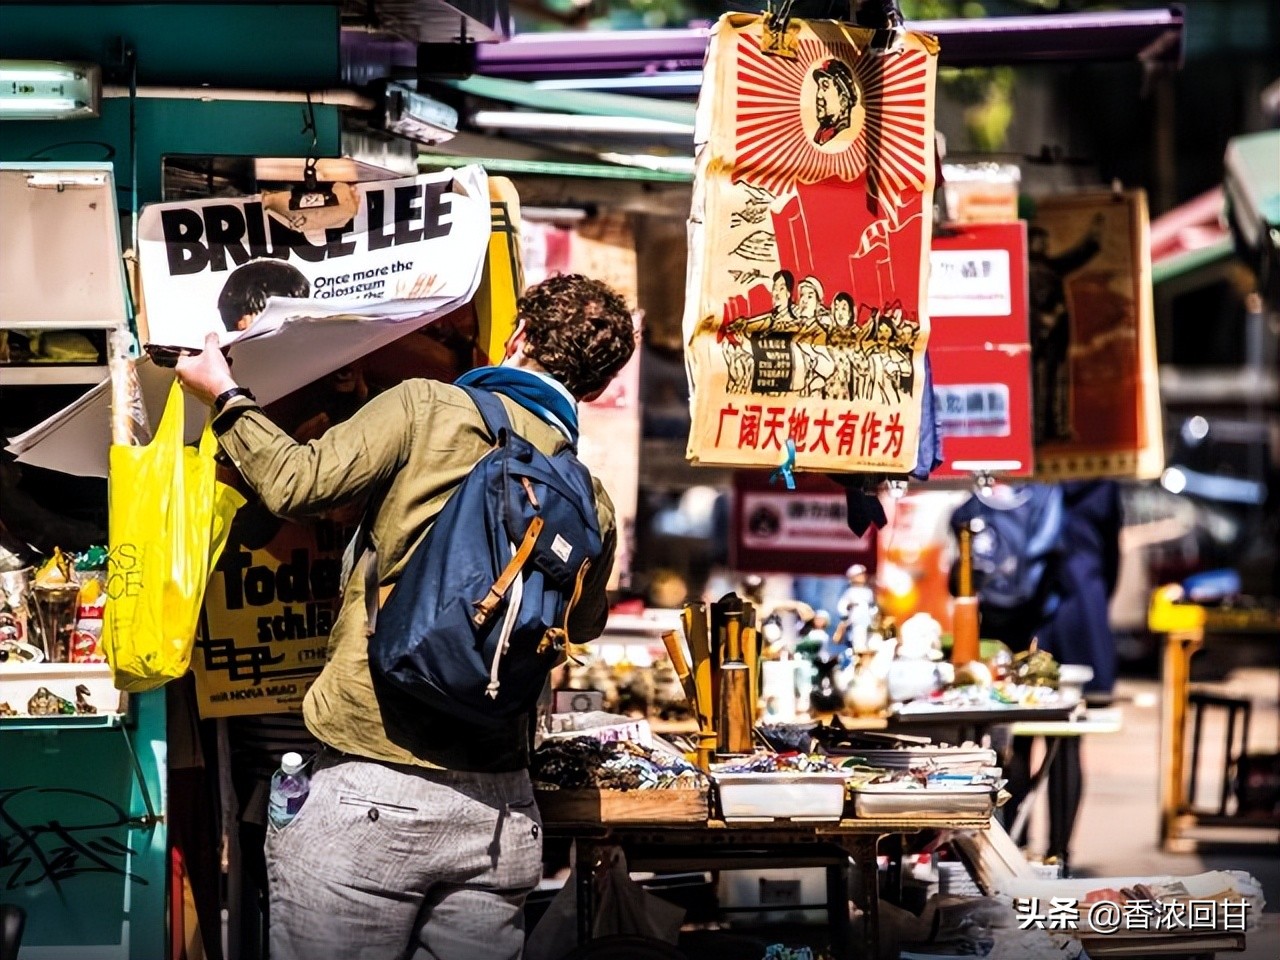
[0,713,125,731]
[0,365,108,386]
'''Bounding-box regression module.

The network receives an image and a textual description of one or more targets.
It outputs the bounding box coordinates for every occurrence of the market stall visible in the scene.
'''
[7,1,1276,957]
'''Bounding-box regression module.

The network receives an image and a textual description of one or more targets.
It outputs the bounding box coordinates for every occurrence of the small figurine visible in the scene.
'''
[837,565,878,653]
[28,686,76,716]
[0,701,16,717]
[795,609,832,662]
[809,656,844,714]
[897,612,944,661]
[845,651,891,717]
[75,683,97,715]
[1012,641,1060,688]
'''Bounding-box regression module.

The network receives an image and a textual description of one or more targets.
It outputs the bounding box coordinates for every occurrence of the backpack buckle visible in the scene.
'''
[472,516,545,625]
[538,628,566,655]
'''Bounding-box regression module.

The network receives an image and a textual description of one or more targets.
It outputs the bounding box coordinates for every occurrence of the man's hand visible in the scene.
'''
[175,333,239,407]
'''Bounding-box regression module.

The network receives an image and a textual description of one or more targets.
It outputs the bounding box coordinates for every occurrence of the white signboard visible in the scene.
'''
[739,491,874,553]
[139,167,491,349]
[927,248,1012,317]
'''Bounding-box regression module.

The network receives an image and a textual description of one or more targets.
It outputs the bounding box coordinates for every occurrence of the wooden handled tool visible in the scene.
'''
[661,630,697,708]
[682,601,716,769]
[716,598,752,756]
[741,624,759,723]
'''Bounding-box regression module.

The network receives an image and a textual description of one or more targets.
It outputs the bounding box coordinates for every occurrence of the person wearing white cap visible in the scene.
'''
[794,275,836,394]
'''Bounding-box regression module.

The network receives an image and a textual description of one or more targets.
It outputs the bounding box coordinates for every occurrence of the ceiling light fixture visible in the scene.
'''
[0,60,101,120]
[385,82,458,145]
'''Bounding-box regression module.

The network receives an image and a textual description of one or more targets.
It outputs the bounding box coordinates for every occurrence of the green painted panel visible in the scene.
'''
[0,4,339,87]
[0,690,167,960]
[0,98,341,203]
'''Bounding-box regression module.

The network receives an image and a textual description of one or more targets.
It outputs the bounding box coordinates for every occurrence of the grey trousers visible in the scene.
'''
[266,751,543,960]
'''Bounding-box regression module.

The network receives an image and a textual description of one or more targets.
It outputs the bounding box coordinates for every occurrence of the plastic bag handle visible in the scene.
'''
[152,381,220,459]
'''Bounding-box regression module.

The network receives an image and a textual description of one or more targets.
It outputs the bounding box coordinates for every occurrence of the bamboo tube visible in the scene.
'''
[682,602,716,762]
[661,630,697,709]
[741,624,759,721]
[952,523,980,666]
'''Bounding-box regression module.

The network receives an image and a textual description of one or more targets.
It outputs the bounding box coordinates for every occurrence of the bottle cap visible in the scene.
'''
[281,752,305,775]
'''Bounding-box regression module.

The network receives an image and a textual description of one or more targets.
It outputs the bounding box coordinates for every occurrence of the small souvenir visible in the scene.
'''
[75,684,97,715]
[27,686,76,716]
[0,701,16,717]
[837,565,878,653]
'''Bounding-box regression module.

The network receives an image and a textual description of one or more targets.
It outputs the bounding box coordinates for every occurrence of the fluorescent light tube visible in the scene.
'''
[0,59,101,120]
[26,172,109,188]
[469,111,694,136]
[0,97,78,114]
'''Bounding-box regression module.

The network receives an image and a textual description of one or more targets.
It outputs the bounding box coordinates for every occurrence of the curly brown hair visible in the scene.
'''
[518,273,636,399]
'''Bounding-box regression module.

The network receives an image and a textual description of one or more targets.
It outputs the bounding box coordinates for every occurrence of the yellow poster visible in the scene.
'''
[685,15,939,472]
[193,516,351,718]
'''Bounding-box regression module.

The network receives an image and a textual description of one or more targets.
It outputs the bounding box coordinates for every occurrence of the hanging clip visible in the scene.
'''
[762,0,800,59]
[769,438,797,490]
[864,0,907,57]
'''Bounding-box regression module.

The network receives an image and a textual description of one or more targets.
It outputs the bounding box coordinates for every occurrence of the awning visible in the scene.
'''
[1224,129,1280,300]
[353,9,1186,85]
[1150,188,1232,286]
[474,8,1185,77]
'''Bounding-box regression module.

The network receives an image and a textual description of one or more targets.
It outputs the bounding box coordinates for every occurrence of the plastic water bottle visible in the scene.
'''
[268,752,310,829]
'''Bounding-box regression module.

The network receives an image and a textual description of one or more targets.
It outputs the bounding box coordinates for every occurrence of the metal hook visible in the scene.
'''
[301,91,320,189]
[766,0,796,36]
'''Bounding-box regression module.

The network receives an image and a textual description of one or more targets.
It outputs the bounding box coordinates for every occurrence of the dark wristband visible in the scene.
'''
[214,386,256,414]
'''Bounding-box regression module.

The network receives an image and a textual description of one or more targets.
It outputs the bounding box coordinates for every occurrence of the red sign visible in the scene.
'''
[731,471,877,576]
[927,222,1033,479]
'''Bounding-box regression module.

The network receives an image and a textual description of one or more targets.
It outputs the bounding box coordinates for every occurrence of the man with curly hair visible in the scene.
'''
[176,273,635,960]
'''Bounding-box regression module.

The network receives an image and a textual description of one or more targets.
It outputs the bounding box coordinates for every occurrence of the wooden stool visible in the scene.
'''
[1186,690,1252,816]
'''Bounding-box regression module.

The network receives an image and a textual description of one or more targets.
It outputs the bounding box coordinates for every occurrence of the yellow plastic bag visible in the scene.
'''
[104,382,245,692]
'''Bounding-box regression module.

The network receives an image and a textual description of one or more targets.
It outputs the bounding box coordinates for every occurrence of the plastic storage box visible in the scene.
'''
[714,772,848,821]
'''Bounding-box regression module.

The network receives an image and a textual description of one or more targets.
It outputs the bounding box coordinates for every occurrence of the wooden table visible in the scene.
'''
[542,815,990,959]
[1003,708,1124,846]
[1149,587,1280,851]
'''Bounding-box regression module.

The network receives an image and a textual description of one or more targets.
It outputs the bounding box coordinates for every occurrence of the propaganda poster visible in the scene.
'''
[1028,190,1163,479]
[685,14,939,473]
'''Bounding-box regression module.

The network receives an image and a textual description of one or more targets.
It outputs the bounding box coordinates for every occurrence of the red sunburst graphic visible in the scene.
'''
[733,33,931,197]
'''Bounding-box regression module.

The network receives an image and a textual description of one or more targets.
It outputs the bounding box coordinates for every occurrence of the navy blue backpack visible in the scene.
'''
[368,387,603,728]
[951,485,1065,614]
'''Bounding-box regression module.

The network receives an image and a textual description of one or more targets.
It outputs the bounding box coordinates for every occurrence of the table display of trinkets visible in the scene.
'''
[532,736,711,824]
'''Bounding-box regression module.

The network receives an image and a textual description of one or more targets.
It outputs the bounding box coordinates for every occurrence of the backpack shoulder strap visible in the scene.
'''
[458,384,513,443]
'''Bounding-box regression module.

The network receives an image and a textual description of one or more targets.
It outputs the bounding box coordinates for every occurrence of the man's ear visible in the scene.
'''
[503,318,528,360]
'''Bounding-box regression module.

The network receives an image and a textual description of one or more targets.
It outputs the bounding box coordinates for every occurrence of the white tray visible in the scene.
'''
[714,772,848,821]
[849,782,996,819]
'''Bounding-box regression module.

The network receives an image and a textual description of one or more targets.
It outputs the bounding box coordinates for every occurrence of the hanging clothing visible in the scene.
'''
[1035,480,1122,695]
